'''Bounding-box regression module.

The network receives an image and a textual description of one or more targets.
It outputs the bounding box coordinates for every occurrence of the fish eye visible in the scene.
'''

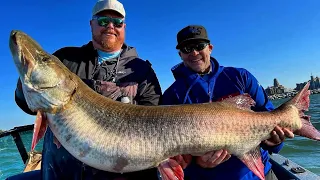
[42,56,50,62]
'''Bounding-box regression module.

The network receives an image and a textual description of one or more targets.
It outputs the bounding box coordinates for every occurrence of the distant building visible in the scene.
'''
[266,78,285,95]
[296,75,320,91]
[274,78,280,87]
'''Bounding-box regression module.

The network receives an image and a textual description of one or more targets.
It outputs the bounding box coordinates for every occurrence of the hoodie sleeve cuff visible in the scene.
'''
[261,141,284,154]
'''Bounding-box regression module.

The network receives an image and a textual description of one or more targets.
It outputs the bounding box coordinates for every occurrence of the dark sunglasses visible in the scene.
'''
[180,42,208,54]
[92,16,124,28]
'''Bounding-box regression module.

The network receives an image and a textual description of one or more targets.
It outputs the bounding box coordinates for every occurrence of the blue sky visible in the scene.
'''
[0,0,319,130]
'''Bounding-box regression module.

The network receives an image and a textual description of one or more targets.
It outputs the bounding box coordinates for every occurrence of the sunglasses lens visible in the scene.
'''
[180,43,208,54]
[97,17,124,27]
[112,18,123,27]
[197,43,207,50]
[181,47,192,54]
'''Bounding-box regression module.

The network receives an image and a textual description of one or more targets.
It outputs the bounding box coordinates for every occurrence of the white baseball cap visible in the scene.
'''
[92,0,126,18]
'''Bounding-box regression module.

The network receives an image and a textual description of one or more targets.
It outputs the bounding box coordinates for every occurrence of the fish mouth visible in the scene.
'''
[9,31,19,55]
[10,31,18,45]
[33,79,63,91]
[10,31,59,92]
[10,30,36,79]
[32,79,63,91]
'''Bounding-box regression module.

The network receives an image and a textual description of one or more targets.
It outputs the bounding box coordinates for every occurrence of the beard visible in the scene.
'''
[92,32,124,51]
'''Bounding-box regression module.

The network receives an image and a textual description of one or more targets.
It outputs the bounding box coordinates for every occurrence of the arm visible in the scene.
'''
[243,70,293,153]
[135,64,163,106]
[162,85,231,169]
[160,85,182,106]
[161,89,175,105]
[243,70,275,112]
[161,87,197,169]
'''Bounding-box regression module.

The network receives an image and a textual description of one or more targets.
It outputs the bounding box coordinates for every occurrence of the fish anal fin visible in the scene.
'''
[31,111,48,151]
[239,147,265,180]
[218,93,256,111]
[157,158,184,180]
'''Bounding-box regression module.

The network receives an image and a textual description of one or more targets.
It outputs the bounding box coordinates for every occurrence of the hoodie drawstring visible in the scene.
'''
[111,49,123,83]
[183,76,200,104]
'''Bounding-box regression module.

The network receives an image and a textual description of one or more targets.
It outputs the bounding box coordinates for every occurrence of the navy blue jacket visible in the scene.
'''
[161,57,283,180]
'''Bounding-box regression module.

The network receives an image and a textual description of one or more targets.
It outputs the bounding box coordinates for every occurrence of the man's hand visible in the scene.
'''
[196,150,231,168]
[170,154,192,169]
[263,126,294,146]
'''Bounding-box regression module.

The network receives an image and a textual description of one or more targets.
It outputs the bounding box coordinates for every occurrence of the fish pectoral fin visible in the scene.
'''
[31,111,48,151]
[157,158,184,180]
[239,147,265,180]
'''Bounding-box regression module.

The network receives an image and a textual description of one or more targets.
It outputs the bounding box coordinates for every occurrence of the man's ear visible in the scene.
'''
[208,44,214,52]
[89,20,94,32]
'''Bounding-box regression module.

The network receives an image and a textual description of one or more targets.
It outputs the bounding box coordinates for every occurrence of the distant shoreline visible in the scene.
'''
[268,89,320,100]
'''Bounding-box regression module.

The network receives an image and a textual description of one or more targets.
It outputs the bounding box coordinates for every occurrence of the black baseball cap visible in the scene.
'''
[176,25,210,49]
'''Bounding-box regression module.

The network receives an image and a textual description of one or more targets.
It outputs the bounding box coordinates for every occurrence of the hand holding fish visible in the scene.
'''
[170,154,192,169]
[263,126,295,146]
[196,149,231,168]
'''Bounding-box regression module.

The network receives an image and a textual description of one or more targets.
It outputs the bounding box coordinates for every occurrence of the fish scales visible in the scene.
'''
[9,30,320,180]
[47,81,291,173]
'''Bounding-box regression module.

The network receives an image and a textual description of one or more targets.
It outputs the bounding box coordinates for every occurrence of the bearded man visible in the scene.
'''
[12,0,162,179]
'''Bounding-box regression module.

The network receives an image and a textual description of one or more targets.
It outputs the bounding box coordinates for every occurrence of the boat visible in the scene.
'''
[1,124,320,180]
[0,125,42,174]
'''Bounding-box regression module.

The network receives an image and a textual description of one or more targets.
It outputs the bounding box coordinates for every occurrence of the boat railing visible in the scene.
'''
[0,124,34,164]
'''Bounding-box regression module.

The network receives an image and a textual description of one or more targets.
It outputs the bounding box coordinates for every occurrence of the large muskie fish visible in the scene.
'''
[9,30,320,180]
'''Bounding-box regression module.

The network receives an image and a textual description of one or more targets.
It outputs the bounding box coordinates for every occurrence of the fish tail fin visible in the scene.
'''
[239,147,265,180]
[31,111,48,151]
[157,158,184,180]
[284,82,320,141]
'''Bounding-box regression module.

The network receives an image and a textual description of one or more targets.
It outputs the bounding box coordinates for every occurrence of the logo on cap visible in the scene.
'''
[188,26,202,35]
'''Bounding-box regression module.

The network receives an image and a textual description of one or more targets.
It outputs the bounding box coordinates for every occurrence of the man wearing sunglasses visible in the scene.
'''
[161,25,293,180]
[11,0,162,180]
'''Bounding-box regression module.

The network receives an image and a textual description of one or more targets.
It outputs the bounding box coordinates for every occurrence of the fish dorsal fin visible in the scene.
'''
[218,93,256,111]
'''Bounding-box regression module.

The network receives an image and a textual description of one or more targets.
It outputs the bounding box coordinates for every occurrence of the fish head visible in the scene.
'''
[9,30,77,113]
